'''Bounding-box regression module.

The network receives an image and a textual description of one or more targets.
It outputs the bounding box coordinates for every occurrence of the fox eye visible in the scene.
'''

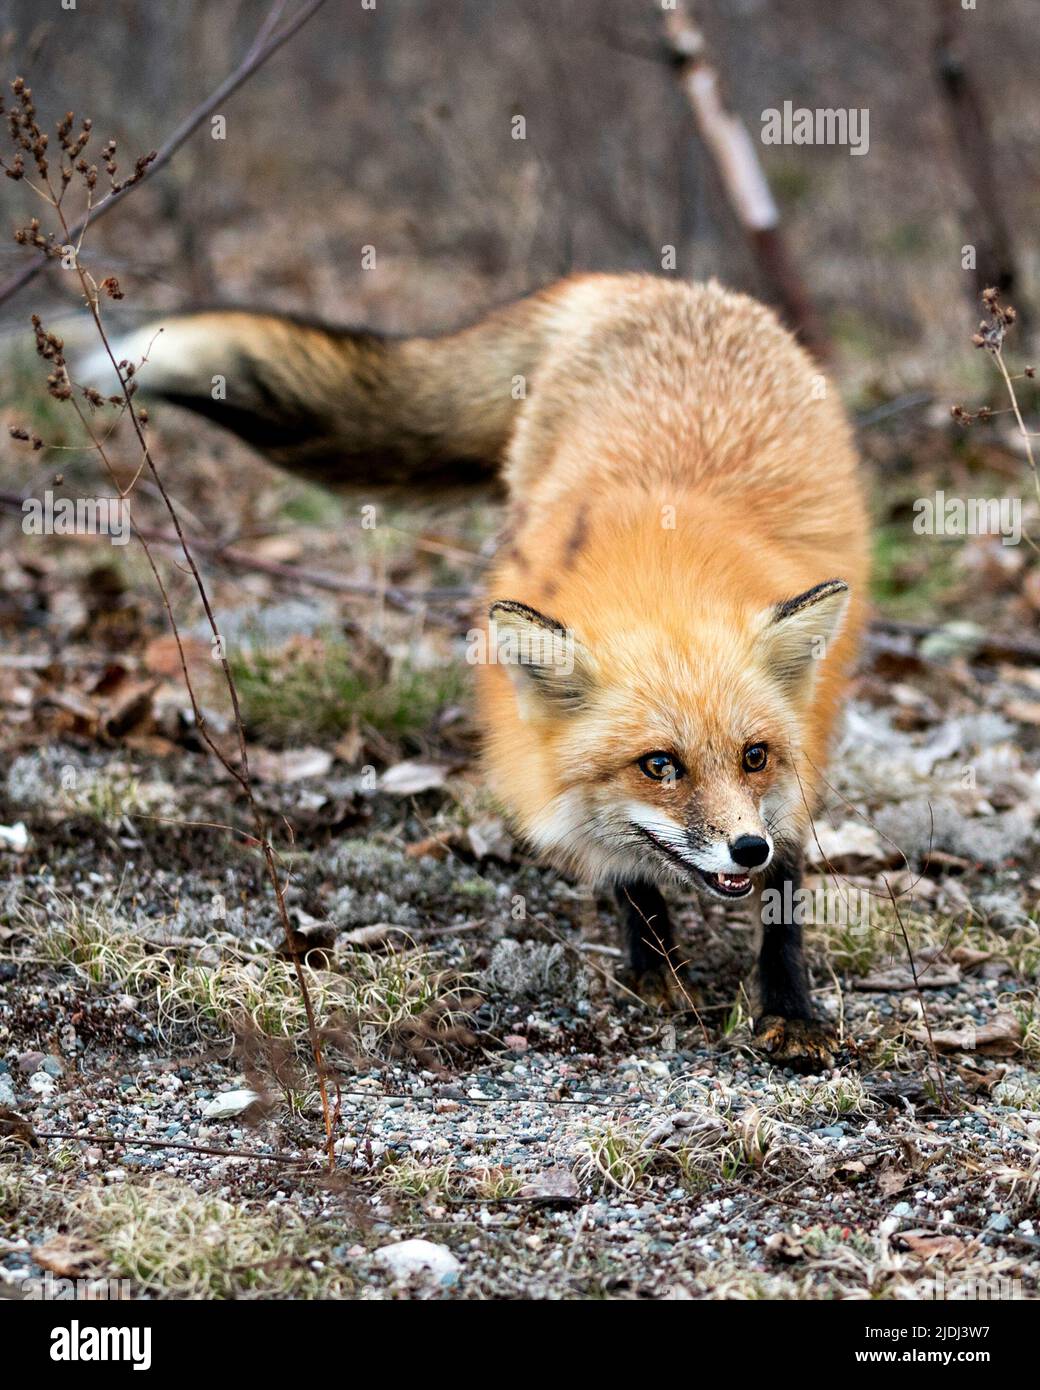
[743,743,768,773]
[638,751,685,783]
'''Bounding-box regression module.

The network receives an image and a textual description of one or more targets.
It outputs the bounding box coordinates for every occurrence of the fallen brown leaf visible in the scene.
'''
[876,1160,908,1197]
[912,1013,1023,1057]
[856,961,961,991]
[32,1234,105,1278]
[517,1167,580,1202]
[405,833,456,860]
[0,1107,37,1146]
[252,746,333,783]
[896,1230,969,1258]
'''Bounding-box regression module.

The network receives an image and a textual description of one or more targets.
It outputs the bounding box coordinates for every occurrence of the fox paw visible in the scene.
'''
[752,1015,842,1071]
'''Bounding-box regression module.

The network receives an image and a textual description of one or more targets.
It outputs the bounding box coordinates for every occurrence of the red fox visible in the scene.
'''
[98,274,869,1068]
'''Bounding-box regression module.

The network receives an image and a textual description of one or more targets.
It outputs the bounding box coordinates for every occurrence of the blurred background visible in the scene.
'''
[0,0,1038,751]
[1,0,1037,373]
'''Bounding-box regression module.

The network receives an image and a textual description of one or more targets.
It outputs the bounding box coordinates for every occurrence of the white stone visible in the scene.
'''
[374,1238,461,1284]
[201,1089,259,1119]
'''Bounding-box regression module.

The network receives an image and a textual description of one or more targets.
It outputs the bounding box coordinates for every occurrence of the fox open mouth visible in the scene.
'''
[631,825,756,898]
[695,868,754,899]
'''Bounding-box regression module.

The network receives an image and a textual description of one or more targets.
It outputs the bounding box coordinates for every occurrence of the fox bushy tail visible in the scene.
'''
[96,283,580,493]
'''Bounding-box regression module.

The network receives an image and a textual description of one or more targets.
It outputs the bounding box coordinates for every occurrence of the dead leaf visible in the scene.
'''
[877,1160,908,1197]
[252,747,333,783]
[406,833,456,860]
[807,820,886,869]
[332,725,364,764]
[379,760,451,795]
[338,923,412,949]
[44,687,98,723]
[856,961,961,991]
[517,1167,579,1201]
[466,816,513,861]
[143,633,212,679]
[33,1234,104,1277]
[0,1107,37,1145]
[100,678,156,738]
[896,1230,969,1258]
[275,919,336,967]
[912,1013,1023,1057]
[928,944,993,973]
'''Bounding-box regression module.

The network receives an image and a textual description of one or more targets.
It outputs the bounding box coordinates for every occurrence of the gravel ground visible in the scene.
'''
[2,690,1040,1299]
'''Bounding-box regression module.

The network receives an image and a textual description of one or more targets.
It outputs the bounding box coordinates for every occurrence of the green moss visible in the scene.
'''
[229,633,465,747]
[870,522,960,619]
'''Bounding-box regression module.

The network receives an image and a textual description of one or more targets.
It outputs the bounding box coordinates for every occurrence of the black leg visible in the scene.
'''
[752,852,841,1069]
[614,879,677,983]
[756,853,814,1021]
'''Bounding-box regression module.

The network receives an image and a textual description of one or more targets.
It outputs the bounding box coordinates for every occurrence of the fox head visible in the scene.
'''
[483,580,850,898]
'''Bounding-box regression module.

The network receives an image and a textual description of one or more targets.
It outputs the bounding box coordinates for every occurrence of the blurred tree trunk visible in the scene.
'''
[662,0,831,363]
[933,0,1025,323]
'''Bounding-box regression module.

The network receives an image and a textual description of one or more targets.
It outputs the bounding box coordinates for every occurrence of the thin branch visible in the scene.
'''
[661,0,830,360]
[884,876,950,1113]
[0,488,469,613]
[3,92,341,1171]
[36,1128,312,1165]
[0,0,329,311]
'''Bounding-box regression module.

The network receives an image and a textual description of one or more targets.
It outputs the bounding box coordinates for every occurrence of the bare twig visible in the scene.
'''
[3,81,340,1172]
[884,876,950,1113]
[661,0,830,360]
[36,1129,312,1165]
[0,490,470,611]
[933,0,1023,315]
[0,0,329,311]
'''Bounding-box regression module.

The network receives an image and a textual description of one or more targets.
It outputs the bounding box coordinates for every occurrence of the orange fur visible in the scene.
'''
[475,274,869,887]
[114,271,869,894]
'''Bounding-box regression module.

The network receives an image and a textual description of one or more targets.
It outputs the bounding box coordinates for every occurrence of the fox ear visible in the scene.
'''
[488,600,591,717]
[758,579,850,698]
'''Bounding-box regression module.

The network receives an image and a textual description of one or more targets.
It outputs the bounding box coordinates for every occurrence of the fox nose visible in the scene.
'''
[729,834,771,869]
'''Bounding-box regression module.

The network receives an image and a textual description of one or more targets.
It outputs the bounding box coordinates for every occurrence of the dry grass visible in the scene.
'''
[577,1100,775,1195]
[375,1155,523,1201]
[811,895,1040,981]
[64,1179,357,1300]
[22,892,460,1053]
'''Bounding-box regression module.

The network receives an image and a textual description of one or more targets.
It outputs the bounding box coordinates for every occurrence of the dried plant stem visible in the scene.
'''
[36,1129,312,1166]
[0,0,329,311]
[884,876,950,1113]
[15,154,339,1168]
[662,0,830,360]
[991,345,1040,514]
